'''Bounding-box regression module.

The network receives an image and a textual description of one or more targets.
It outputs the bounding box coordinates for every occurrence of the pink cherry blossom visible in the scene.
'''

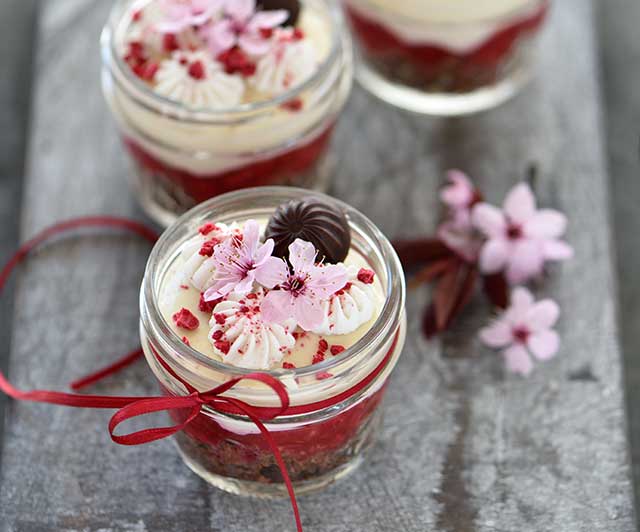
[437,170,482,262]
[471,182,573,284]
[479,287,560,376]
[203,220,284,301]
[200,0,288,57]
[156,0,223,33]
[261,239,348,331]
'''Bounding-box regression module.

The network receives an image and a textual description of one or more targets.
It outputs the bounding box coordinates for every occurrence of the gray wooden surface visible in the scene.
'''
[0,0,637,531]
[599,0,640,518]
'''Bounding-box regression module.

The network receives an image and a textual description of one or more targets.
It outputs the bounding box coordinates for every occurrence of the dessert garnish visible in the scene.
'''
[394,170,572,375]
[122,0,320,108]
[264,198,351,263]
[260,239,348,330]
[208,288,296,369]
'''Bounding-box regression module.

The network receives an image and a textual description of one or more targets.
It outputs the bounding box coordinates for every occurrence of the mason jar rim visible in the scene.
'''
[101,0,346,122]
[140,186,406,386]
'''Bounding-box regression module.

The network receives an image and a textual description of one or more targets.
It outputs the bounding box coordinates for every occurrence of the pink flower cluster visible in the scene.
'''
[437,171,572,376]
[156,0,288,57]
[203,220,347,331]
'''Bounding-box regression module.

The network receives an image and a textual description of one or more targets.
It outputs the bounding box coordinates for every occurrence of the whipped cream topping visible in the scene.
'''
[155,51,245,108]
[311,265,379,336]
[250,28,318,96]
[160,219,383,371]
[208,288,296,369]
[345,0,544,53]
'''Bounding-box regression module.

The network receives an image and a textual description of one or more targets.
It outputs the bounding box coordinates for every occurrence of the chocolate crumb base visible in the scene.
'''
[360,37,534,94]
[175,408,382,485]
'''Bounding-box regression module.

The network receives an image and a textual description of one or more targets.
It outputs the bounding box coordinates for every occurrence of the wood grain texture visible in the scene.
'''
[0,0,636,531]
[599,1,640,525]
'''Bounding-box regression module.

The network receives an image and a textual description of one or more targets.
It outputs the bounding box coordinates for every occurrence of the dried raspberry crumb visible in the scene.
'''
[173,308,199,330]
[217,47,256,77]
[282,362,296,369]
[181,336,191,346]
[199,238,219,257]
[239,305,251,314]
[134,61,159,82]
[357,268,375,284]
[260,27,274,38]
[179,57,188,65]
[318,339,328,352]
[316,372,332,380]
[246,293,258,300]
[199,293,220,313]
[188,60,206,80]
[212,330,223,340]
[163,33,179,52]
[180,284,189,290]
[293,28,305,40]
[282,98,303,112]
[132,9,142,22]
[214,313,226,325]
[312,352,325,364]
[214,340,231,354]
[330,345,345,356]
[198,222,218,235]
[128,41,146,60]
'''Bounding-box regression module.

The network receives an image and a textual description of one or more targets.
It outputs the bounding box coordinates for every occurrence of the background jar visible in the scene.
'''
[101,0,353,227]
[343,0,549,115]
[139,187,407,497]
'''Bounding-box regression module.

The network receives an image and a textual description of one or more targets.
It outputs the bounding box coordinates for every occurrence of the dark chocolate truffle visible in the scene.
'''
[257,0,300,26]
[265,198,351,264]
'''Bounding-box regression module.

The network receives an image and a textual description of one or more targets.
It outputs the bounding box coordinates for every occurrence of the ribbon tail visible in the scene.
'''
[224,397,303,532]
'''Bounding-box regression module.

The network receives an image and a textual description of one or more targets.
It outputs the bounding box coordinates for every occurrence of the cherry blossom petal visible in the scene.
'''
[479,321,513,348]
[261,289,294,324]
[525,299,560,331]
[440,170,474,208]
[234,271,256,295]
[239,33,272,55]
[254,256,289,288]
[242,220,261,256]
[288,239,317,274]
[503,344,533,375]
[308,263,349,299]
[527,330,560,360]
[479,238,509,274]
[248,10,289,31]
[205,19,236,54]
[472,203,507,238]
[503,183,536,224]
[505,240,544,284]
[542,239,574,261]
[254,238,274,265]
[226,0,255,21]
[204,279,236,301]
[504,287,535,323]
[524,209,567,239]
[292,295,325,331]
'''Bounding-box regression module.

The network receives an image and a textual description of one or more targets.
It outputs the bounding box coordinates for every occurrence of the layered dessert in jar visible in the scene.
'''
[140,187,406,495]
[343,0,550,114]
[101,0,353,226]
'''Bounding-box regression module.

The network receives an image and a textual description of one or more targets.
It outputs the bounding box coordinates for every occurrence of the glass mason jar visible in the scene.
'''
[343,0,550,115]
[101,0,353,227]
[139,187,407,496]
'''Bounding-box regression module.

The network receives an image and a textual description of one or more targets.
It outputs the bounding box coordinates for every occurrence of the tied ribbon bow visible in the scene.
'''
[0,217,303,532]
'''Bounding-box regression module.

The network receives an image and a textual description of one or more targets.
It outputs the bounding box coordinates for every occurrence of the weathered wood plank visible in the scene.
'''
[0,0,635,531]
[599,1,640,524]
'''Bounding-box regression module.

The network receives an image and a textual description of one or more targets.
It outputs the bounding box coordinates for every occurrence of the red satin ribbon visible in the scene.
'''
[0,216,399,532]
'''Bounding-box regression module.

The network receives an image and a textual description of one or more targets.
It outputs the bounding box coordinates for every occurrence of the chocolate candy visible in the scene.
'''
[265,198,351,264]
[257,0,300,26]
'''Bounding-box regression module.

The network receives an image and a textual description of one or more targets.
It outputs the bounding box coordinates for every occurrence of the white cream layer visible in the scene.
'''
[106,3,350,176]
[345,0,543,53]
